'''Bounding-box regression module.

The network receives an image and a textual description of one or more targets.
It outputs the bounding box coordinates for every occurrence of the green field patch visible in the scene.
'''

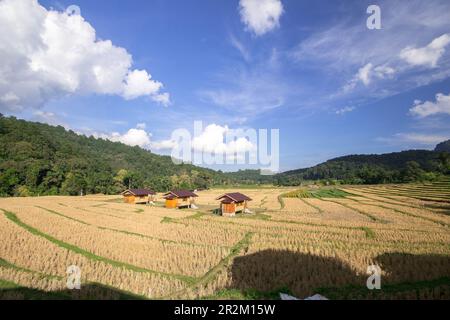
[282,188,354,199]
[0,258,62,281]
[360,227,375,239]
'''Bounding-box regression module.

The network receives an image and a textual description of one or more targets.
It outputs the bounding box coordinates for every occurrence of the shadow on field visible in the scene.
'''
[228,250,450,299]
[374,252,450,284]
[0,282,144,300]
[229,249,364,299]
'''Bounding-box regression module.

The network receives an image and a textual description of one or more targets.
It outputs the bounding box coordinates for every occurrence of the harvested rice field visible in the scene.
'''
[1,179,450,300]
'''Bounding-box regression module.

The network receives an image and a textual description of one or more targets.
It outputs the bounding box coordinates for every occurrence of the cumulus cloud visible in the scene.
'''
[109,128,151,148]
[122,70,169,105]
[92,124,175,151]
[94,123,256,158]
[239,0,283,36]
[409,93,450,118]
[0,0,169,112]
[95,126,151,148]
[400,34,450,68]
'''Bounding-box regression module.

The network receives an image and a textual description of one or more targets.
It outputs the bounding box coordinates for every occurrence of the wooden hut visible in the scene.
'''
[163,190,198,209]
[122,189,156,204]
[216,192,252,217]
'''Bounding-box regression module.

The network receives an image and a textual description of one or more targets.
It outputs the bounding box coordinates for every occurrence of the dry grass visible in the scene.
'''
[1,183,449,299]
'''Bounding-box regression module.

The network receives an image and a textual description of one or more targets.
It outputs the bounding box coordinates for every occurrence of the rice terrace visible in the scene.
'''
[1,0,450,306]
[1,178,449,300]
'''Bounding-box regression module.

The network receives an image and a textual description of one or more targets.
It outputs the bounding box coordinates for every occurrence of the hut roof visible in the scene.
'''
[122,188,156,196]
[216,192,252,203]
[163,190,198,199]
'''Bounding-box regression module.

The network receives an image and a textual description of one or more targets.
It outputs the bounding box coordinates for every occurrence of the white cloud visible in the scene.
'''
[409,93,450,118]
[379,133,449,146]
[239,0,284,36]
[31,110,71,128]
[356,63,396,85]
[292,2,450,69]
[357,63,373,86]
[93,123,256,157]
[150,139,178,151]
[291,1,450,101]
[110,128,151,148]
[88,124,177,151]
[192,124,255,155]
[122,70,169,105]
[373,65,396,79]
[335,106,355,115]
[400,34,450,68]
[343,63,395,91]
[96,125,152,148]
[0,0,169,112]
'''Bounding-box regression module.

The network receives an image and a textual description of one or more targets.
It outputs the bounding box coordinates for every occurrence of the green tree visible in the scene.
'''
[438,152,450,174]
[113,169,129,192]
[402,161,425,182]
[14,185,31,197]
[61,172,86,196]
[0,169,20,196]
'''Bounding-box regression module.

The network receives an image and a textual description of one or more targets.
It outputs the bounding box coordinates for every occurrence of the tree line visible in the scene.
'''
[274,151,450,186]
[1,114,449,197]
[0,115,228,196]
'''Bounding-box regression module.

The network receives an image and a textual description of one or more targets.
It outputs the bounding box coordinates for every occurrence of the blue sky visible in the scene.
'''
[1,0,450,172]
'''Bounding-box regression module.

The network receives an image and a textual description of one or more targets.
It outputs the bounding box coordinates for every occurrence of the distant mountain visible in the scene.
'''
[435,140,450,153]
[223,146,449,186]
[223,169,275,184]
[1,115,449,196]
[275,148,449,185]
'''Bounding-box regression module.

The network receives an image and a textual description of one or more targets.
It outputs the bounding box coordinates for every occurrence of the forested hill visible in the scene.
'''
[275,149,450,185]
[0,115,226,196]
[435,140,450,153]
[1,115,449,196]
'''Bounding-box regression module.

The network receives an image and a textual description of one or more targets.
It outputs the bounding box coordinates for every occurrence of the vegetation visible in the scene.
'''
[223,170,275,185]
[275,151,450,186]
[0,116,449,195]
[282,188,353,199]
[0,116,228,196]
[435,139,450,153]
